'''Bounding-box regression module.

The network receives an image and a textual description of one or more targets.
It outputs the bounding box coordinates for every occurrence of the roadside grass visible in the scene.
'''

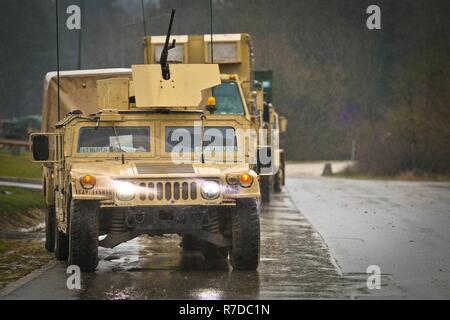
[0,150,42,181]
[0,187,44,231]
[0,154,51,293]
[0,238,53,291]
[0,186,50,292]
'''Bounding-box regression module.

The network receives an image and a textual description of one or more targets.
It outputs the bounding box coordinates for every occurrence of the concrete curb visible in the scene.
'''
[0,260,57,299]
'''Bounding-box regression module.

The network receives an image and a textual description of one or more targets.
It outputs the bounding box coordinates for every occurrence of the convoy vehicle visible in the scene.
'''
[143,32,287,202]
[31,13,275,272]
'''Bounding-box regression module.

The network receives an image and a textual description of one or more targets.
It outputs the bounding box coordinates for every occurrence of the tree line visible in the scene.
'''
[0,0,449,175]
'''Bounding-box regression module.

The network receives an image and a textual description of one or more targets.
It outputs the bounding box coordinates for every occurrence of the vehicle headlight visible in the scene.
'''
[114,181,136,201]
[201,181,221,200]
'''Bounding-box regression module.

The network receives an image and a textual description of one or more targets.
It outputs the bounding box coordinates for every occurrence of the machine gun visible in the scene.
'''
[160,9,176,80]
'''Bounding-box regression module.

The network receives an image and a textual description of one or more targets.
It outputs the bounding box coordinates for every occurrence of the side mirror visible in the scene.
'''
[279,116,288,133]
[31,135,50,161]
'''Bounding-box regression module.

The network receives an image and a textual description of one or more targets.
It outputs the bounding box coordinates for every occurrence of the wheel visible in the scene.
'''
[260,176,271,203]
[274,166,285,193]
[230,199,260,270]
[54,222,69,261]
[45,205,55,252]
[68,200,99,272]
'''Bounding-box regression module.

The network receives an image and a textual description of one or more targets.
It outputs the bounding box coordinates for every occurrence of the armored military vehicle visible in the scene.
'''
[31,12,263,271]
[143,32,287,202]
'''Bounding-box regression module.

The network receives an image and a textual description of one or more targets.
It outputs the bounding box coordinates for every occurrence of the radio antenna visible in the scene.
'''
[141,0,151,64]
[55,0,61,121]
[141,0,147,38]
[210,0,214,63]
[77,0,84,70]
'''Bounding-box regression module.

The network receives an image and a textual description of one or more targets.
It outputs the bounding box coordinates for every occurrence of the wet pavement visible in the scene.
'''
[287,172,450,299]
[2,188,401,300]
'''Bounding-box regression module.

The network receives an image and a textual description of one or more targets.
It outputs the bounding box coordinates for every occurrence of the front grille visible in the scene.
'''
[135,163,195,174]
[137,180,198,202]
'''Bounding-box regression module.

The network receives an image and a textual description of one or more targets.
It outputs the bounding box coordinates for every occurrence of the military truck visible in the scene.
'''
[144,33,287,202]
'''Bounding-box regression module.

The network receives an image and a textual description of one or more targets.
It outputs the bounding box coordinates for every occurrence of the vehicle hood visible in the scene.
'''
[70,160,251,179]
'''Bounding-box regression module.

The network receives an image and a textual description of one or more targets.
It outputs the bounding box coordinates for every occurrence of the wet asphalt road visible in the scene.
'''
[2,183,400,300]
[287,170,450,299]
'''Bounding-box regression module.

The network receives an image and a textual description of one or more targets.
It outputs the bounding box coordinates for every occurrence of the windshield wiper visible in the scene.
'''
[112,124,126,164]
[200,114,206,164]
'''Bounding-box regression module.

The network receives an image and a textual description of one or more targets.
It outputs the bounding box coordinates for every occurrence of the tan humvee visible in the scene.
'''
[31,9,285,271]
[31,59,261,272]
[144,33,287,202]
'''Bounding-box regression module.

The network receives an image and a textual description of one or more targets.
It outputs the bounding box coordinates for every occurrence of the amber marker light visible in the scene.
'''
[207,96,217,106]
[240,173,253,188]
[80,175,96,190]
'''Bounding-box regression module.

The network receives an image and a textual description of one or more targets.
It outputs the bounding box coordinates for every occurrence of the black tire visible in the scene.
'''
[68,200,99,272]
[230,199,260,270]
[54,223,69,261]
[45,205,56,252]
[260,176,271,203]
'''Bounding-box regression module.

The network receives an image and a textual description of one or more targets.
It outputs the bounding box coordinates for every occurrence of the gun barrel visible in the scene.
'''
[163,10,176,49]
[160,9,176,80]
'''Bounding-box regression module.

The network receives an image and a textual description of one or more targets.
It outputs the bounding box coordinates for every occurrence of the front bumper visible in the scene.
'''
[98,205,233,249]
[103,206,209,234]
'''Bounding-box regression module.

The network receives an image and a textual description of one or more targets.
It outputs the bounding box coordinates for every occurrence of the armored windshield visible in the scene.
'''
[212,82,245,115]
[165,126,237,153]
[78,127,150,153]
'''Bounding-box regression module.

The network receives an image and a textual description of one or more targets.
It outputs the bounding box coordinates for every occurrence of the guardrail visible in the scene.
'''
[0,139,30,147]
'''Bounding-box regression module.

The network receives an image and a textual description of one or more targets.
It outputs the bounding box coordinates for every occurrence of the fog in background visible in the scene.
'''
[1,0,449,172]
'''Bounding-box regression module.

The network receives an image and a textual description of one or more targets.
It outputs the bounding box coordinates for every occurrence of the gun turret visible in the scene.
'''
[160,9,176,80]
